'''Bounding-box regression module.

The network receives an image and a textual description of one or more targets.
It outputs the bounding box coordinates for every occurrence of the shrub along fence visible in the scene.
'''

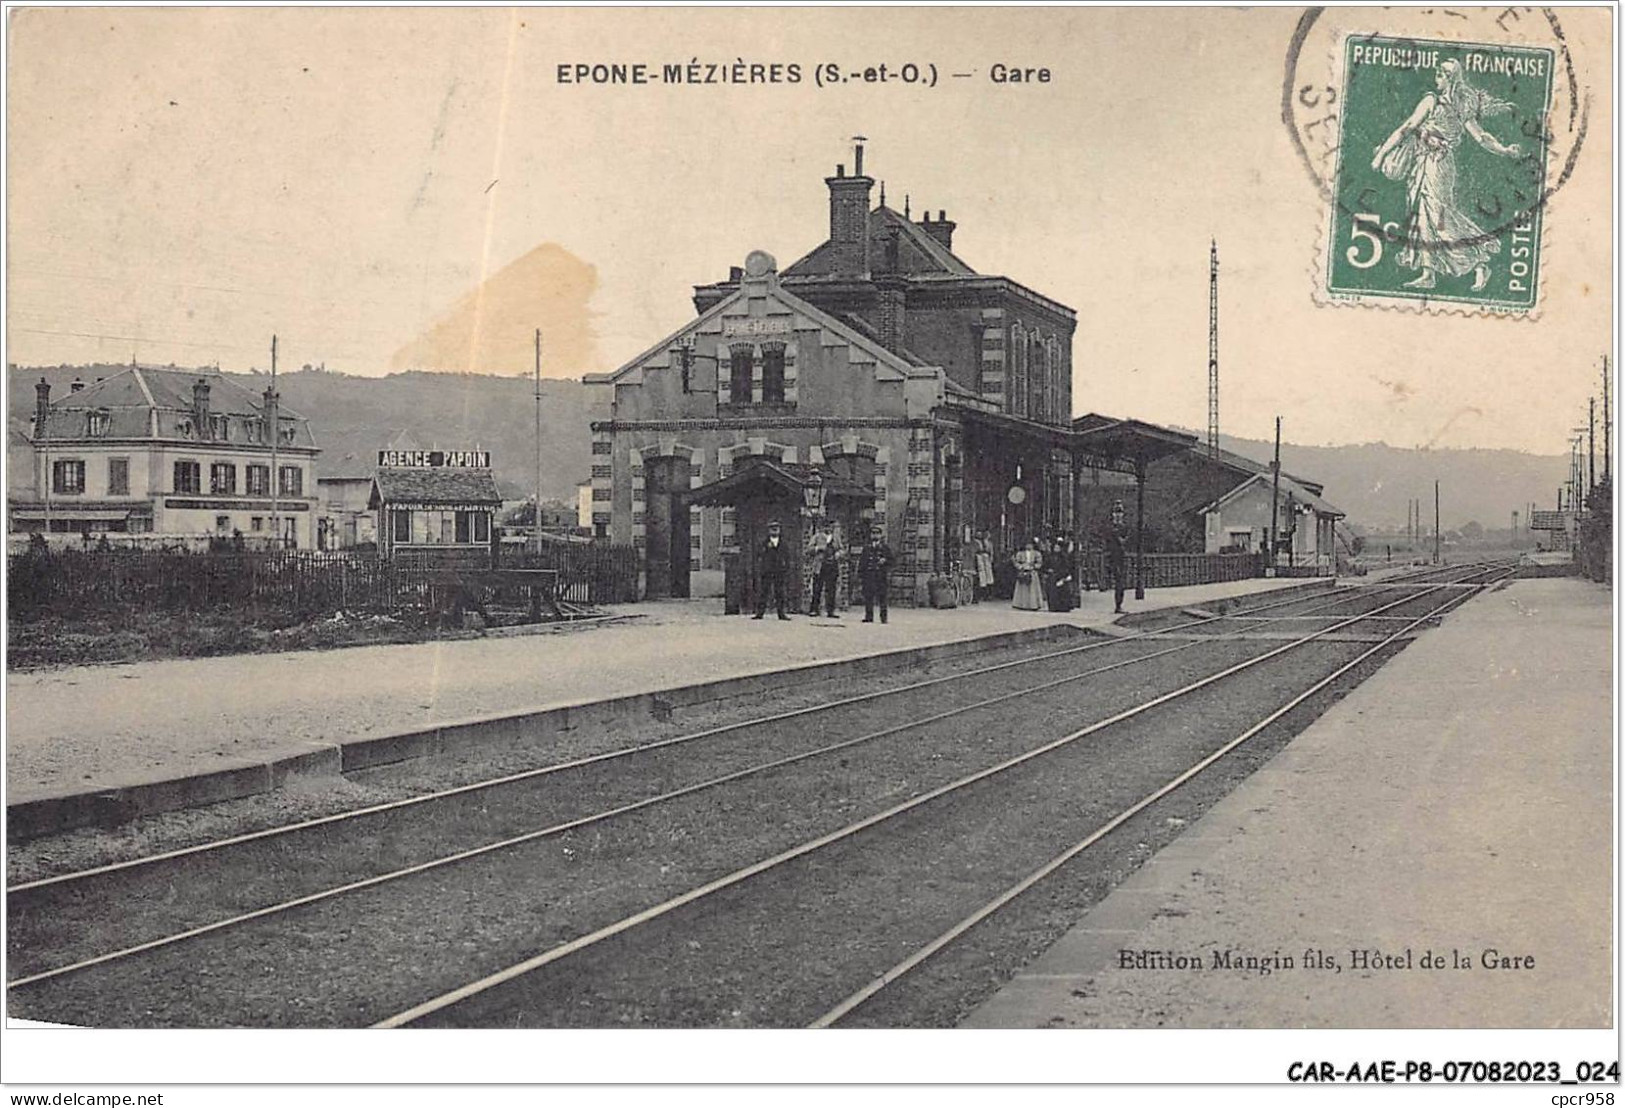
[8,542,642,621]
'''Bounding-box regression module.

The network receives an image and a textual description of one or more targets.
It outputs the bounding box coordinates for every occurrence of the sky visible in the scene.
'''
[6,6,1614,454]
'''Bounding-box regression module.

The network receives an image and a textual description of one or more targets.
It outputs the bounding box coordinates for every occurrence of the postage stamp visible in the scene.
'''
[1322,35,1555,313]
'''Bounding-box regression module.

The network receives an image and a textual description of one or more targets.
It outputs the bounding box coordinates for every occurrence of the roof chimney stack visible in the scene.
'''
[34,377,49,438]
[69,377,85,394]
[919,208,957,252]
[853,138,865,177]
[193,378,212,437]
[825,137,874,275]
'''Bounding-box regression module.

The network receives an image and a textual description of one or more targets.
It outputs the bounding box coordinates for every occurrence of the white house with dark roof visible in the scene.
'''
[12,366,321,545]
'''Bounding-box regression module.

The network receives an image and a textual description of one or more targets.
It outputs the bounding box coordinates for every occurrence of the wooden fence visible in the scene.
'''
[504,541,640,604]
[8,541,641,620]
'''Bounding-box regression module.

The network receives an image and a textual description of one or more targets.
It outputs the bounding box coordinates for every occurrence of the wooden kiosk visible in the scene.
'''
[687,457,874,614]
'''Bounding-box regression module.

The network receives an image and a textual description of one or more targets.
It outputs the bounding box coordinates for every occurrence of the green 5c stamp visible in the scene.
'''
[1325,36,1553,312]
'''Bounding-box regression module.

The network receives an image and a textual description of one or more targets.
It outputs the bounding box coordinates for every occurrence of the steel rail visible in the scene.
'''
[369,578,1475,1028]
[11,578,1405,991]
[9,576,1365,896]
[4,632,1220,990]
[7,565,1509,992]
[808,569,1512,1027]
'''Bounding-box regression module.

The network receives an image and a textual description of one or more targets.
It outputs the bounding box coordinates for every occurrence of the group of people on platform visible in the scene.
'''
[749,499,1133,624]
[1009,500,1134,615]
[751,518,894,624]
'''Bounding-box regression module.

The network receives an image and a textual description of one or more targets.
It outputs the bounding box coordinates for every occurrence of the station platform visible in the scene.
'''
[5,576,1329,833]
[961,577,1612,1028]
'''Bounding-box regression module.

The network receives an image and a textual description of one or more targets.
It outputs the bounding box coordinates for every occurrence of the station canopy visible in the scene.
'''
[686,457,875,509]
[1071,413,1200,473]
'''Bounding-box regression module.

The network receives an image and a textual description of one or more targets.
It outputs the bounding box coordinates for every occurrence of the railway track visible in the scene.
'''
[7,562,1513,1027]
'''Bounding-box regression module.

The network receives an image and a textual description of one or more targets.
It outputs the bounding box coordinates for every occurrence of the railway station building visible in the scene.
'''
[586,143,1095,604]
[586,143,1342,602]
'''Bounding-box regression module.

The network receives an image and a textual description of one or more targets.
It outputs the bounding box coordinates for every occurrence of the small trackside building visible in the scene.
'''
[369,456,501,569]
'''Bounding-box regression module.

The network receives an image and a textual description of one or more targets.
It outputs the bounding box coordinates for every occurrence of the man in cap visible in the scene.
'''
[858,521,894,624]
[1104,499,1131,614]
[752,519,792,620]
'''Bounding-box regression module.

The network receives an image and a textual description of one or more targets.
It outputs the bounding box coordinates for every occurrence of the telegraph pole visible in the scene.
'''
[267,335,280,548]
[1269,416,1282,571]
[1207,240,1219,459]
[1603,355,1612,487]
[1433,480,1440,564]
[1588,396,1596,504]
[534,328,544,552]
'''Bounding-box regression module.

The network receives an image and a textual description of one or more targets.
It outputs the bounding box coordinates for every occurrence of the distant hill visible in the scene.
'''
[8,364,605,501]
[1181,429,1572,532]
[8,363,1573,526]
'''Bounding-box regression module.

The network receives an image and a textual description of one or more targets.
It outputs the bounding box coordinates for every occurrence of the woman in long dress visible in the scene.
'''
[1370,58,1525,292]
[1012,539,1046,611]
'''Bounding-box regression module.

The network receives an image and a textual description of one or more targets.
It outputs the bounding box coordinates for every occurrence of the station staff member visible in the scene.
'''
[752,520,792,621]
[858,523,894,624]
[1104,500,1131,614]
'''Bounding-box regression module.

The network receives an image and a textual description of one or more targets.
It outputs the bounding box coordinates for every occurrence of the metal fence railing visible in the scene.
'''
[1076,550,1267,590]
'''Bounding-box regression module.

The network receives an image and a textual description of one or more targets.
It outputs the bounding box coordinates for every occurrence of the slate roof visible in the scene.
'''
[687,458,876,508]
[370,467,502,506]
[32,366,318,449]
[1202,472,1345,519]
[783,205,977,279]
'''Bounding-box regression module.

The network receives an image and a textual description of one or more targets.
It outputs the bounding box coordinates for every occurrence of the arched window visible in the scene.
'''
[1010,323,1027,418]
[761,343,786,404]
[1031,335,1048,423]
[729,345,754,404]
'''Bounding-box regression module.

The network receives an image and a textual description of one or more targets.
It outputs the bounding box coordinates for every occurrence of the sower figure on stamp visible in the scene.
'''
[1371,58,1523,292]
[805,518,843,618]
[1104,500,1131,615]
[858,522,893,624]
[752,519,791,621]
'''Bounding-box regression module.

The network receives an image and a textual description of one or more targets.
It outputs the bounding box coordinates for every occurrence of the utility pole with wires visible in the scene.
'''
[1603,355,1612,487]
[1433,480,1441,565]
[1588,396,1596,503]
[1207,239,1220,460]
[267,335,281,549]
[1269,416,1282,572]
[534,328,544,552]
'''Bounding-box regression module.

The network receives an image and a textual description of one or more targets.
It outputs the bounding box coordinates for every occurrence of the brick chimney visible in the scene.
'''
[874,274,907,355]
[193,378,212,437]
[824,138,874,275]
[919,209,956,252]
[34,378,49,438]
[69,377,85,393]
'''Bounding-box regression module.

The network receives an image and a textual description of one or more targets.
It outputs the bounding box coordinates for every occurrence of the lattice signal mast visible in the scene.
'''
[1208,239,1220,459]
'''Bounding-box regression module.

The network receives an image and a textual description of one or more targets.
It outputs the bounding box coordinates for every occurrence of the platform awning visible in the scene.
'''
[1071,414,1200,472]
[686,458,874,508]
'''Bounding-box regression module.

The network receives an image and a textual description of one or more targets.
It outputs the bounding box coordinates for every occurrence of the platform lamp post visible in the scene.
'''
[802,470,826,612]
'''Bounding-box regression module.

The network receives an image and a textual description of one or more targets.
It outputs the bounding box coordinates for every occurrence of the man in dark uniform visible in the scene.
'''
[858,522,894,624]
[1104,500,1131,614]
[752,519,791,620]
